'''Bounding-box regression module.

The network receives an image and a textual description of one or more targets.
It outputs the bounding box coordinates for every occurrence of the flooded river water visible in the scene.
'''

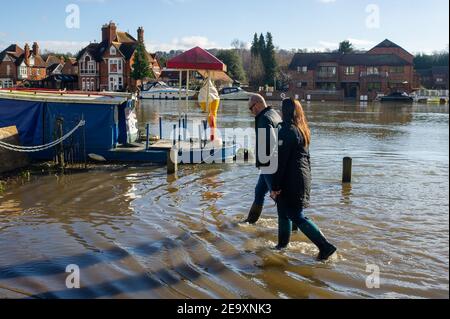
[0,100,448,299]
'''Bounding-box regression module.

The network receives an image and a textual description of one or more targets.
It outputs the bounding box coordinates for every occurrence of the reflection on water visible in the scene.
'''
[0,100,448,299]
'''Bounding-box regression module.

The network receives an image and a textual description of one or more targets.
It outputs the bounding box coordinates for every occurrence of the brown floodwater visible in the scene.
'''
[0,100,448,299]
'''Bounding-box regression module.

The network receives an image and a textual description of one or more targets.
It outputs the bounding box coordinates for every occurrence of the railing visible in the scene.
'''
[79,69,98,75]
[316,72,337,79]
[360,71,389,78]
[306,89,343,95]
[413,89,449,97]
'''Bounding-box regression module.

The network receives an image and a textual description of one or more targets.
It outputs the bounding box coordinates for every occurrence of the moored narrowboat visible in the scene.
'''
[0,89,236,165]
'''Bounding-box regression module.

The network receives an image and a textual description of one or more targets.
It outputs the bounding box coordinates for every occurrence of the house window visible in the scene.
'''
[389,66,404,74]
[118,76,123,90]
[296,82,308,88]
[316,82,337,91]
[82,55,96,74]
[110,46,117,55]
[82,78,86,91]
[91,78,95,91]
[20,66,27,77]
[109,59,123,74]
[344,66,355,75]
[297,66,307,73]
[318,66,337,78]
[367,67,379,75]
[88,62,95,73]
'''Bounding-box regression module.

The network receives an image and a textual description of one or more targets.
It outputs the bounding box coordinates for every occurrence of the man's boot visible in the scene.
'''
[298,218,337,261]
[244,203,263,224]
[275,217,292,250]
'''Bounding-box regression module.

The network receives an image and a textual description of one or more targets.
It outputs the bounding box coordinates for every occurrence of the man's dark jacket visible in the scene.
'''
[255,107,282,168]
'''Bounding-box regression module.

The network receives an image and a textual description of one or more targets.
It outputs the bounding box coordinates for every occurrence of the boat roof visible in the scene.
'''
[0,89,135,105]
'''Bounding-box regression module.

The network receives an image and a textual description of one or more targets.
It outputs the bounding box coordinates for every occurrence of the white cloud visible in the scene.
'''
[23,35,220,55]
[347,38,375,48]
[316,38,376,51]
[30,40,90,54]
[147,36,223,51]
[318,41,338,49]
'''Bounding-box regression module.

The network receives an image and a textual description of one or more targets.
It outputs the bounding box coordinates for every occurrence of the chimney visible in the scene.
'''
[24,43,30,64]
[102,21,117,44]
[137,27,144,44]
[32,42,40,56]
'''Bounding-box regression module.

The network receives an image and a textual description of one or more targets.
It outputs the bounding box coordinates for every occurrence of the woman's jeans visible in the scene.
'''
[254,174,293,235]
[277,200,327,249]
[254,174,273,206]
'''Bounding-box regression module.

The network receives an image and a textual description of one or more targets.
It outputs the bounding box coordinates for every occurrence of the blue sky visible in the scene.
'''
[0,0,448,54]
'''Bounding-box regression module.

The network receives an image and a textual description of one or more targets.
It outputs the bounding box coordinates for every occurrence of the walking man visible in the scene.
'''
[244,94,296,234]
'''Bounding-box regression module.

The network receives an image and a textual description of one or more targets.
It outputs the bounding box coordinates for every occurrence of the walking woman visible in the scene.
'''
[271,98,337,261]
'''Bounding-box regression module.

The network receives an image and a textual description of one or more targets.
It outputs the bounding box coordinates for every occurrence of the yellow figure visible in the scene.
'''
[198,78,220,141]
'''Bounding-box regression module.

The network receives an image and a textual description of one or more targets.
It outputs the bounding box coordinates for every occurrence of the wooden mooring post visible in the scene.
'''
[56,118,65,170]
[342,157,352,184]
[167,147,178,175]
[145,123,150,150]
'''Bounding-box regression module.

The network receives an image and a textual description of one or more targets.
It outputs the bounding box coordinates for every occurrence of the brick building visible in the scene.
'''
[288,39,416,100]
[76,22,161,92]
[416,66,449,90]
[41,56,79,90]
[0,42,47,88]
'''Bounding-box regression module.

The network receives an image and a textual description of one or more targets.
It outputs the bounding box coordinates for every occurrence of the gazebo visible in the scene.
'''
[166,47,228,141]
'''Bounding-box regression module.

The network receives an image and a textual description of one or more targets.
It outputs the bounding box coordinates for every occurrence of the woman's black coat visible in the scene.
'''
[272,123,312,211]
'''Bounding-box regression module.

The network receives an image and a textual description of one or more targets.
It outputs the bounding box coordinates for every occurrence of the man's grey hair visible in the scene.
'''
[248,93,267,108]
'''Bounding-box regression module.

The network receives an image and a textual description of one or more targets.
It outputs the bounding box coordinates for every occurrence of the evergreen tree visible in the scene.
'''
[251,33,259,56]
[338,40,354,54]
[264,32,278,86]
[249,33,266,87]
[258,33,266,55]
[414,50,449,69]
[131,43,154,85]
[215,50,247,82]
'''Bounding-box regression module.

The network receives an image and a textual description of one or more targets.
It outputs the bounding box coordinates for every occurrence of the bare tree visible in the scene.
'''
[249,53,265,87]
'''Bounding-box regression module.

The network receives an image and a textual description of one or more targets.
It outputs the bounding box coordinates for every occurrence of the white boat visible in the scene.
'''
[219,87,253,100]
[140,81,197,100]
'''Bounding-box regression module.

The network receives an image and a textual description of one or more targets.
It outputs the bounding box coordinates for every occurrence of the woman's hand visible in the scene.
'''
[270,190,281,201]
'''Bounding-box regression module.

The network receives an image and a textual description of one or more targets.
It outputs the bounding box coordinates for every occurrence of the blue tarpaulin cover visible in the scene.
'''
[44,102,116,151]
[0,99,44,147]
[0,98,122,159]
